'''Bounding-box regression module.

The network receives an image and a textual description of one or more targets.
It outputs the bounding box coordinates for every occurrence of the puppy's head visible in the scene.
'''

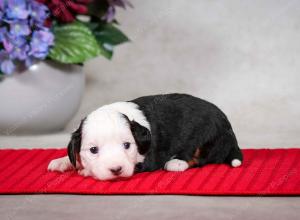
[67,108,151,180]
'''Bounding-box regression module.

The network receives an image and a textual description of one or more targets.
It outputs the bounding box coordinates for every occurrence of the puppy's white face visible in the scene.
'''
[79,108,142,180]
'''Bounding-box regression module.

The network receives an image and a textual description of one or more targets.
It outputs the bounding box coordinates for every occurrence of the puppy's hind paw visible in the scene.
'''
[164,159,189,172]
[231,159,242,167]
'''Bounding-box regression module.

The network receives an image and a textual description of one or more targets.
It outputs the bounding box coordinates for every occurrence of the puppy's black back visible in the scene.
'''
[131,93,242,171]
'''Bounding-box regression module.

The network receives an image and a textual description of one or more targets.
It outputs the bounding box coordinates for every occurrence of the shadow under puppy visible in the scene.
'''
[48,93,243,180]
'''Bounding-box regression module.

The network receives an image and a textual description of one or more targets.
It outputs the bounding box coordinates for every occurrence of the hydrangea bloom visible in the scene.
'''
[0,0,54,75]
[0,50,15,74]
[5,0,29,20]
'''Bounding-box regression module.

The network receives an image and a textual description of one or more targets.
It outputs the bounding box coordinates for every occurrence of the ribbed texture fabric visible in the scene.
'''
[0,148,299,195]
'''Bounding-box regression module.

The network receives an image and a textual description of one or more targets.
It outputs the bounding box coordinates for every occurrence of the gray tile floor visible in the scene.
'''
[0,195,299,220]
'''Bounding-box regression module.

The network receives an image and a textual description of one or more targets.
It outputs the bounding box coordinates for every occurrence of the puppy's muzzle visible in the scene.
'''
[109,166,123,176]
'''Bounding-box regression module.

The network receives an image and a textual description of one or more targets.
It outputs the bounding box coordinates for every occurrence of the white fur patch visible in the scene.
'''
[78,169,91,177]
[100,101,151,131]
[164,159,189,171]
[137,153,145,163]
[47,156,73,172]
[231,159,242,167]
[76,101,150,180]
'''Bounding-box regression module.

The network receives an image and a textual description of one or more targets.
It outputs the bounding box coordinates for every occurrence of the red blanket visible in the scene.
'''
[0,148,299,195]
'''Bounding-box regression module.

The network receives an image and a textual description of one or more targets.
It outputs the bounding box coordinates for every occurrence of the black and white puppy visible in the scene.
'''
[48,94,243,180]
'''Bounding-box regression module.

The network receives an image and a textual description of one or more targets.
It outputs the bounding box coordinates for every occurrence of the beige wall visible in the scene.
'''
[68,0,300,148]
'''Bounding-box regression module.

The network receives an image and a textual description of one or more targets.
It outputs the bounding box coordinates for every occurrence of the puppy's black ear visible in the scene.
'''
[67,118,85,168]
[130,120,151,154]
[122,114,151,155]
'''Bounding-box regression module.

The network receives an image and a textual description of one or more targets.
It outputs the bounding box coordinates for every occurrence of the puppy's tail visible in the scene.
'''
[226,145,243,167]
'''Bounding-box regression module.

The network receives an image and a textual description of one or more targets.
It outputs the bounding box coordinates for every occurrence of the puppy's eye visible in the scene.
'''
[123,142,131,149]
[90,146,99,154]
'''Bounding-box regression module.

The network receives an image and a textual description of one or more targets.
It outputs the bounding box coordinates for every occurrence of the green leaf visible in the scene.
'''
[98,43,113,59]
[48,22,100,64]
[93,23,129,46]
[86,22,129,59]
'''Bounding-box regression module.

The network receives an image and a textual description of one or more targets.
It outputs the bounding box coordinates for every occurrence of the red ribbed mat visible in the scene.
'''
[0,148,299,195]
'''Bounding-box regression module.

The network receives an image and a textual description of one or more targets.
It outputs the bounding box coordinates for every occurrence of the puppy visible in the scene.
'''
[48,94,243,180]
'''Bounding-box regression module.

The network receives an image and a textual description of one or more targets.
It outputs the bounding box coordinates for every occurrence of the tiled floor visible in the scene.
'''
[0,195,299,220]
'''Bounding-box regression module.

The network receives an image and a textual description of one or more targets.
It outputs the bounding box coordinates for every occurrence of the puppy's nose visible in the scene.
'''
[109,166,123,176]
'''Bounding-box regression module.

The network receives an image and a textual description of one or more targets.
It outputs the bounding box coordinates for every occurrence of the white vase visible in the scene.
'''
[0,61,84,135]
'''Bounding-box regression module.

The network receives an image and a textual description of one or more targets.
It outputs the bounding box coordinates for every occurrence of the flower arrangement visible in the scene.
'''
[0,0,131,75]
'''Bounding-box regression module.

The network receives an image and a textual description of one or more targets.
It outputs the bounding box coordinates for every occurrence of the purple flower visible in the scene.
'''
[2,37,13,52]
[0,0,5,10]
[0,0,54,74]
[2,35,28,60]
[6,0,29,20]
[0,50,15,75]
[24,56,35,67]
[0,27,7,42]
[11,42,29,60]
[29,30,54,59]
[102,6,116,23]
[0,0,4,21]
[9,20,31,36]
[11,45,29,60]
[5,34,26,46]
[29,1,49,26]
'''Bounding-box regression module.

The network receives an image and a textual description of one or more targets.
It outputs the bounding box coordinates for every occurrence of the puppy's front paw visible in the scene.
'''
[78,169,90,177]
[48,156,73,172]
[164,159,189,172]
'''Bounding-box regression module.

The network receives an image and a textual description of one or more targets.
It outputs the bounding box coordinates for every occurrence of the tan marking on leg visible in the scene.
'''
[187,148,201,168]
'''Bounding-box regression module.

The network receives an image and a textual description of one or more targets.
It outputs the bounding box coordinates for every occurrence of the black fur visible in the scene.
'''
[130,93,243,172]
[122,114,152,155]
[67,118,85,167]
